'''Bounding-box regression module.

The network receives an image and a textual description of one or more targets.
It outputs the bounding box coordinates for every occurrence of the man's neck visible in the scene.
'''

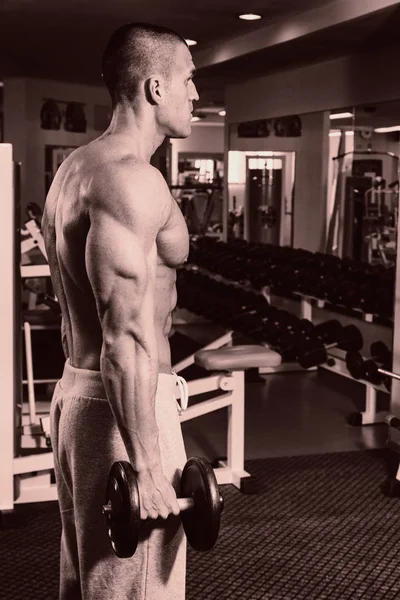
[104,104,164,162]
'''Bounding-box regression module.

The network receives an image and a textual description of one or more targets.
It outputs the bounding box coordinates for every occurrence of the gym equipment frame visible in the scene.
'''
[0,144,56,518]
[173,329,250,489]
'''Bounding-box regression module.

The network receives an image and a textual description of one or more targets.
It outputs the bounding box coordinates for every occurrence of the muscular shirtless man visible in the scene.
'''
[42,23,199,600]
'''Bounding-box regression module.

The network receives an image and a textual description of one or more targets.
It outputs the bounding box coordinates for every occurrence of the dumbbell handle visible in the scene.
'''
[178,498,195,511]
[103,494,224,517]
[180,494,224,512]
[377,368,400,382]
[102,497,194,516]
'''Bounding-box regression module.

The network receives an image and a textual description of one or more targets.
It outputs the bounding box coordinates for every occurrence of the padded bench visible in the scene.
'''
[195,344,282,371]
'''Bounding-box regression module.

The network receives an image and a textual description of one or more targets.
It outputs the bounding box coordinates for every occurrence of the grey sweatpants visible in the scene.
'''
[50,359,187,600]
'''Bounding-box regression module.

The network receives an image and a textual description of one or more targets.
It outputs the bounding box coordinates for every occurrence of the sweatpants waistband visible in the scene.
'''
[58,359,184,403]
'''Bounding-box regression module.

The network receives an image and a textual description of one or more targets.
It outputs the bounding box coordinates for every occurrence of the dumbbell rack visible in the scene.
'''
[292,291,380,325]
[178,266,311,379]
[263,286,390,426]
[320,348,389,426]
[295,290,389,426]
[179,265,390,427]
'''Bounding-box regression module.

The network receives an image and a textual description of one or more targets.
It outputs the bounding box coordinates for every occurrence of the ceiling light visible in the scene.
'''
[329,112,353,120]
[239,13,262,21]
[199,106,224,114]
[329,130,354,137]
[218,110,226,117]
[191,112,206,123]
[185,39,197,46]
[374,125,400,133]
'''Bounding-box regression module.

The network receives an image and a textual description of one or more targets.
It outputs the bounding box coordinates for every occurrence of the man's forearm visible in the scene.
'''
[101,336,161,472]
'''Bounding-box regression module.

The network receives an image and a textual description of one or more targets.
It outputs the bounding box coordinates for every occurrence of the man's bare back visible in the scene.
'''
[42,137,189,374]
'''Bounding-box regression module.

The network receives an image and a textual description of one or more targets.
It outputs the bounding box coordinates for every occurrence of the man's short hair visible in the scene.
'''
[102,23,188,106]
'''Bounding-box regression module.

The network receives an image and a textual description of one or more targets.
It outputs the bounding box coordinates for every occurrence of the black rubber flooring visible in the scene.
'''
[2,450,400,599]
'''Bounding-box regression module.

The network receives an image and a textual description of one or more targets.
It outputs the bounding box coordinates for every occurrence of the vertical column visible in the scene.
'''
[0,144,17,511]
[222,123,230,242]
[293,111,330,252]
[227,370,245,475]
[389,196,400,444]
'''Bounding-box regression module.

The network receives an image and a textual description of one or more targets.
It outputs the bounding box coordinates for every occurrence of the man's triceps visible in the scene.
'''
[85,210,163,468]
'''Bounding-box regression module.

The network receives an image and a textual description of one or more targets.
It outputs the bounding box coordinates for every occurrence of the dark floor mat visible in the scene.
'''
[1,450,400,599]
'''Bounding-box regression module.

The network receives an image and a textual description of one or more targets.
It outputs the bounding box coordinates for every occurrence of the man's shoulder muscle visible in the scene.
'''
[91,159,171,229]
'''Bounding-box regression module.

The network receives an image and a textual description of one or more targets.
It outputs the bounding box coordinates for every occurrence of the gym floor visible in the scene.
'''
[5,320,395,600]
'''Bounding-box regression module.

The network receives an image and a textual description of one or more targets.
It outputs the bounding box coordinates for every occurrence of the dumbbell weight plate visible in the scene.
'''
[363,360,384,386]
[180,456,222,552]
[345,351,364,379]
[296,338,328,369]
[337,325,363,352]
[314,319,343,344]
[104,461,140,559]
[370,341,391,365]
[273,318,314,347]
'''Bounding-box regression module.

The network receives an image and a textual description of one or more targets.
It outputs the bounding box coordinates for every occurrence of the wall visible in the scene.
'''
[3,77,110,214]
[226,43,400,124]
[170,123,224,184]
[225,43,400,251]
[3,79,28,203]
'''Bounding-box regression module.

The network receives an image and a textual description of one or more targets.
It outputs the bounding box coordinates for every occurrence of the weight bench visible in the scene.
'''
[174,343,281,492]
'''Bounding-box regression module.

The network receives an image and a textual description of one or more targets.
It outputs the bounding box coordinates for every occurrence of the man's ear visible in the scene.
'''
[145,76,162,106]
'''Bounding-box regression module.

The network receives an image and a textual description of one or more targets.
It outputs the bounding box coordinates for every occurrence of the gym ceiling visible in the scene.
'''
[0,0,399,109]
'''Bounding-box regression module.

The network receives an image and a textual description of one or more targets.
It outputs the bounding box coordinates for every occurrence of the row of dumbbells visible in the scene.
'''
[187,237,394,319]
[177,266,395,387]
[176,268,365,370]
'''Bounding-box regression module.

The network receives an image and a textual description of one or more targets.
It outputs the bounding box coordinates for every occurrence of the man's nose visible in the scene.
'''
[191,82,199,102]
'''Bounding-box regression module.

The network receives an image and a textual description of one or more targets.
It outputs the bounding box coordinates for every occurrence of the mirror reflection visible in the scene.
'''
[327,101,400,267]
[171,153,224,236]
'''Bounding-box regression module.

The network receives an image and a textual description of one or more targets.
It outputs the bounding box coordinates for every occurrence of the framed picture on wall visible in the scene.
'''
[45,144,77,194]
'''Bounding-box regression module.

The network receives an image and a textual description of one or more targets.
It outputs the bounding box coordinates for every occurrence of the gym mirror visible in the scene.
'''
[326,101,400,268]
[227,111,329,247]
[170,152,224,236]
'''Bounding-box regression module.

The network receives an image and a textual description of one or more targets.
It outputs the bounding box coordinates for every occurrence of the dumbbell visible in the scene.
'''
[265,315,314,348]
[275,319,341,363]
[103,456,224,559]
[313,319,344,344]
[346,341,392,388]
[295,324,363,369]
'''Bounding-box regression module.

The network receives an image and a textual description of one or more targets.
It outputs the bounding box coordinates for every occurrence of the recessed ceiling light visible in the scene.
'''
[374,126,400,133]
[218,110,226,117]
[185,39,197,46]
[329,112,353,120]
[329,130,355,137]
[239,13,262,21]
